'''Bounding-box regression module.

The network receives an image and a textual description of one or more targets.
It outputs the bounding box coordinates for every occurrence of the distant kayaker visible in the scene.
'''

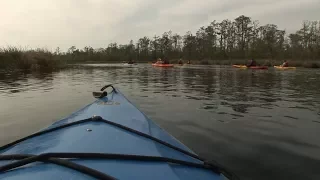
[247,59,257,67]
[187,60,191,64]
[281,60,289,67]
[156,58,163,64]
[178,59,183,65]
[128,59,134,64]
[163,58,169,64]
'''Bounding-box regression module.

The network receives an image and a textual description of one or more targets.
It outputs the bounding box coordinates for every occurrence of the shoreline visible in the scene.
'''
[75,59,320,68]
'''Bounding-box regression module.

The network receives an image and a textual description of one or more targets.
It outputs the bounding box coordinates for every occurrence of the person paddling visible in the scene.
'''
[281,60,289,67]
[247,59,257,67]
[128,59,134,64]
[156,58,163,64]
[163,58,169,64]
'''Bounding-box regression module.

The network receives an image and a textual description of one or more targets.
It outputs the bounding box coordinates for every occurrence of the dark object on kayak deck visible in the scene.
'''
[92,91,108,98]
[92,84,117,98]
[0,85,238,180]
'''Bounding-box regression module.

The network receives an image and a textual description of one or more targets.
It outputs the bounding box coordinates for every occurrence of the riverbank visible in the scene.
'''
[69,58,320,68]
[1,47,319,70]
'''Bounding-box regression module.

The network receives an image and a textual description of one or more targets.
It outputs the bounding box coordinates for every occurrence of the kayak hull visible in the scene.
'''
[0,88,222,180]
[233,65,268,69]
[232,65,247,69]
[152,63,174,67]
[274,66,296,70]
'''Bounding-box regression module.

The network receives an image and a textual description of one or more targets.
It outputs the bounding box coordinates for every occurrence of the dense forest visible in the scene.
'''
[1,15,320,69]
[61,15,320,62]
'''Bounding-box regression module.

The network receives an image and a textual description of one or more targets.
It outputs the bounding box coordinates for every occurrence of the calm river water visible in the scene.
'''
[0,64,319,180]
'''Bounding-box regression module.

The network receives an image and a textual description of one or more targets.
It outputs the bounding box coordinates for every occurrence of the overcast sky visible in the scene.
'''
[1,0,319,51]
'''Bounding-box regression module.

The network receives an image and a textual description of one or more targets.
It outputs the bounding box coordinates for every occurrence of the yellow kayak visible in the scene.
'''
[274,66,296,70]
[233,65,247,68]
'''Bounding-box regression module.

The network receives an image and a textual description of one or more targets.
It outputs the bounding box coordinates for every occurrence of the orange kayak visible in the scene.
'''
[152,63,174,67]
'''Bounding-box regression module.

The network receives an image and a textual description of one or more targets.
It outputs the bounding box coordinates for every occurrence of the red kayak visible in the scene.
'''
[152,63,174,67]
[232,65,268,70]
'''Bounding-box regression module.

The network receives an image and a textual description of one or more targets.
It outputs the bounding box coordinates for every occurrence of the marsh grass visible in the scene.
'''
[0,47,63,70]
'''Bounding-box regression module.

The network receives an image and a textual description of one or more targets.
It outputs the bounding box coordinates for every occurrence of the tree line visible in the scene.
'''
[1,15,319,70]
[60,15,320,62]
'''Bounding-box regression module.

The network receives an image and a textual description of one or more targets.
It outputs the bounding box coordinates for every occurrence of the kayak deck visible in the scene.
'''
[0,87,227,180]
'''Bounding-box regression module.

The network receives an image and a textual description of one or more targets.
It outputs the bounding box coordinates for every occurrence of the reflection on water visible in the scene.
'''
[0,71,54,94]
[0,65,320,180]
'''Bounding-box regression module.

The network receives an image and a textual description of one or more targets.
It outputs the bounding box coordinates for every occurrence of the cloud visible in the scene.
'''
[0,0,319,50]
